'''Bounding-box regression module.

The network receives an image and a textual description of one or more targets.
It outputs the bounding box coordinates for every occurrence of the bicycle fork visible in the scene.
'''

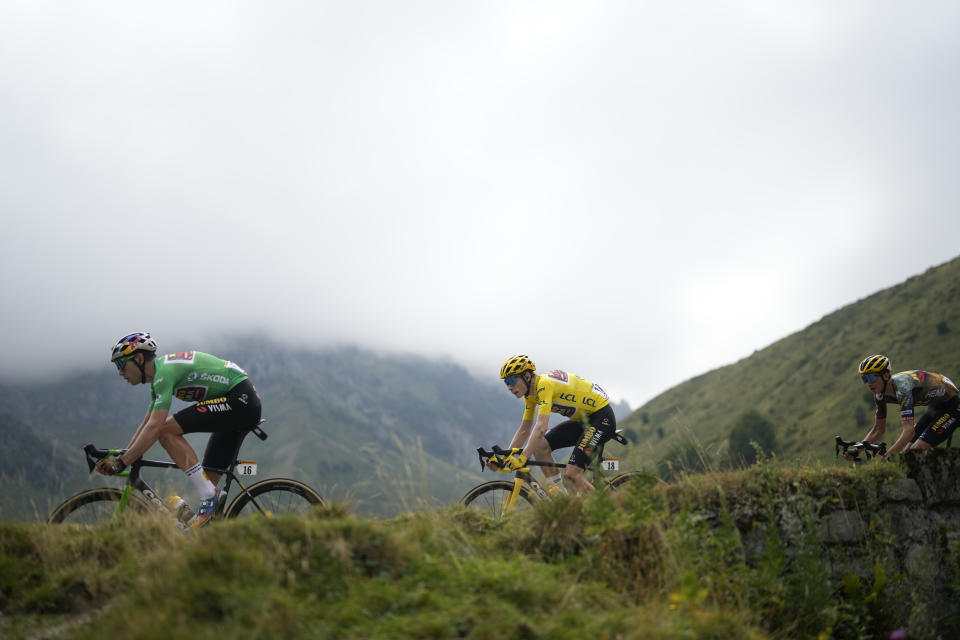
[502,471,548,515]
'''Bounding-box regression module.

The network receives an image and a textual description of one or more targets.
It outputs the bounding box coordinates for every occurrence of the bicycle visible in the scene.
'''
[460,430,649,518]
[48,420,323,526]
[834,435,887,462]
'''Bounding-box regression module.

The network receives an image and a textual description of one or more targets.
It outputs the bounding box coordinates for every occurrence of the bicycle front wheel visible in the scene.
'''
[460,480,535,519]
[224,478,324,518]
[47,488,149,524]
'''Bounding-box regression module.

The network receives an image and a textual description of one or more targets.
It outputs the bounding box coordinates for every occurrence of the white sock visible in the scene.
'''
[546,474,567,493]
[186,463,217,500]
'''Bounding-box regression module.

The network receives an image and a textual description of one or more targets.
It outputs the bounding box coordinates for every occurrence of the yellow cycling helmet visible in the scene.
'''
[500,355,536,379]
[858,354,891,375]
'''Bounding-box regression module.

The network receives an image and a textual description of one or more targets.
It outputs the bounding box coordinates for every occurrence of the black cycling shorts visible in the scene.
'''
[914,395,960,447]
[544,404,617,469]
[173,379,262,471]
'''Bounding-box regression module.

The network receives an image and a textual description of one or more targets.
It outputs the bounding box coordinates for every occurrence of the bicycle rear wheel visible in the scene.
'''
[460,480,535,519]
[224,478,323,518]
[47,488,150,524]
[606,470,653,490]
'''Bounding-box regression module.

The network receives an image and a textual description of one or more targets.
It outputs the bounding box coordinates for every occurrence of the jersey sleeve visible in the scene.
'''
[149,376,175,412]
[522,395,537,421]
[534,377,554,417]
[891,374,918,418]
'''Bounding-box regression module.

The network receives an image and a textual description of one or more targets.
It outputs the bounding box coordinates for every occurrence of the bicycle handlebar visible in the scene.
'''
[834,435,887,461]
[476,430,629,473]
[82,444,181,474]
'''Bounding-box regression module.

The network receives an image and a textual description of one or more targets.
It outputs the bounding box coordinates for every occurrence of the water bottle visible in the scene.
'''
[166,495,195,523]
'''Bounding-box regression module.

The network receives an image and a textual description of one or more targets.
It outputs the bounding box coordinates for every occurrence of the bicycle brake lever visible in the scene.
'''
[83,444,101,473]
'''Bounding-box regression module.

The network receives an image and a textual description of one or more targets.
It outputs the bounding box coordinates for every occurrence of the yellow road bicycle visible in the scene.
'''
[460,430,648,518]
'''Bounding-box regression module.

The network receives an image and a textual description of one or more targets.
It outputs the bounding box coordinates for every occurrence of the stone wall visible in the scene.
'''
[726,449,960,620]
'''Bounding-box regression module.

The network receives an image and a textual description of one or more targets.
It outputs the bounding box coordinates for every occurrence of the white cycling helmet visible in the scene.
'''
[111,332,158,362]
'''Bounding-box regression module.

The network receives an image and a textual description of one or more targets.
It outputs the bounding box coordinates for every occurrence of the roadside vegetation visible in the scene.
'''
[4,460,953,640]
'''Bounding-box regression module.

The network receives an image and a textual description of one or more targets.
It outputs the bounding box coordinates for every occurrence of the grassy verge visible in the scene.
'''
[2,462,953,639]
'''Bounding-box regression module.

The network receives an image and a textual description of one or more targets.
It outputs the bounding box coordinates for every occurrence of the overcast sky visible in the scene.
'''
[2,2,960,407]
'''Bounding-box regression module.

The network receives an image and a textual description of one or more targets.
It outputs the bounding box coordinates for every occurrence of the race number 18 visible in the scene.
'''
[601,458,619,471]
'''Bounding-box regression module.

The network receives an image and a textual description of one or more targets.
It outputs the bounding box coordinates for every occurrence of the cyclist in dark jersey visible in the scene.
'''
[96,332,262,528]
[853,354,960,460]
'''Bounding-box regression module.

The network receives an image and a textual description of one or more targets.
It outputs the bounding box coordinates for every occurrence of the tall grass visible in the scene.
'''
[2,461,953,639]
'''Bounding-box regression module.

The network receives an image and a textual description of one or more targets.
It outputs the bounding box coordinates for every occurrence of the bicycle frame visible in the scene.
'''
[82,445,183,519]
[82,420,273,520]
[476,434,625,510]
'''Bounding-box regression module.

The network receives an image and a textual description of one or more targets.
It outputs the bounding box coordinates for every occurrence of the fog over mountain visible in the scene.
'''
[3,2,960,408]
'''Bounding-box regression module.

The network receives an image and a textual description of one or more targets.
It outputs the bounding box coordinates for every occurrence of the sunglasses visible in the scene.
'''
[861,373,880,383]
[504,375,520,386]
[114,355,134,371]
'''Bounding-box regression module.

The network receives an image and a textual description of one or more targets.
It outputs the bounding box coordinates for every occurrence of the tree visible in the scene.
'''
[728,410,778,467]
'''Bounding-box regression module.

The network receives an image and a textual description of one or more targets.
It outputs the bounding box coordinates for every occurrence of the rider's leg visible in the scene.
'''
[563,406,617,493]
[157,415,200,470]
[156,414,217,499]
[200,430,247,487]
[170,381,262,491]
[908,404,959,451]
[543,421,582,486]
[563,464,595,493]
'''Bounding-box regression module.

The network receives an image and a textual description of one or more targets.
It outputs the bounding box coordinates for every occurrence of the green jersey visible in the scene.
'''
[149,351,249,412]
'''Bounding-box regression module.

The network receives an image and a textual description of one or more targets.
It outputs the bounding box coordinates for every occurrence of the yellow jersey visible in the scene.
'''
[522,370,610,422]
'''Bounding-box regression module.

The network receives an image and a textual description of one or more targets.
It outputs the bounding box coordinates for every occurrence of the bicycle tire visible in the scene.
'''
[606,470,651,490]
[223,478,324,518]
[47,488,150,524]
[460,480,535,518]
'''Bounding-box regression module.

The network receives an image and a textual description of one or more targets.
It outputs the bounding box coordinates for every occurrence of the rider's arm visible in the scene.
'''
[881,417,915,459]
[521,413,551,459]
[862,417,886,444]
[508,419,534,451]
[118,409,170,466]
[124,410,152,449]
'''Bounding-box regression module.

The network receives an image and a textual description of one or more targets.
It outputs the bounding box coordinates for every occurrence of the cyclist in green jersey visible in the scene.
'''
[851,354,960,460]
[97,332,262,528]
[497,355,616,493]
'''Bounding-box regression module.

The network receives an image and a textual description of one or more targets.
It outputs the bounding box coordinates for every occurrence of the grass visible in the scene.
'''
[4,460,954,640]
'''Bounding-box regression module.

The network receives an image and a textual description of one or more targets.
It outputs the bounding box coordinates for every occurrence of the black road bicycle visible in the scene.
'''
[48,420,323,526]
[835,435,887,461]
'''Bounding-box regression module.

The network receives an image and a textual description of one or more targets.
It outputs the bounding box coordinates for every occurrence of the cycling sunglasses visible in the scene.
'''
[503,375,520,386]
[861,373,880,383]
[114,355,134,371]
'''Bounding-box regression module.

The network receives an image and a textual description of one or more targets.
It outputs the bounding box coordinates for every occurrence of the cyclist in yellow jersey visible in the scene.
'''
[497,355,615,493]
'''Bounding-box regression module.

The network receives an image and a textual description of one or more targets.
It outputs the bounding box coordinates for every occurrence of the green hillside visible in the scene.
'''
[620,255,960,473]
